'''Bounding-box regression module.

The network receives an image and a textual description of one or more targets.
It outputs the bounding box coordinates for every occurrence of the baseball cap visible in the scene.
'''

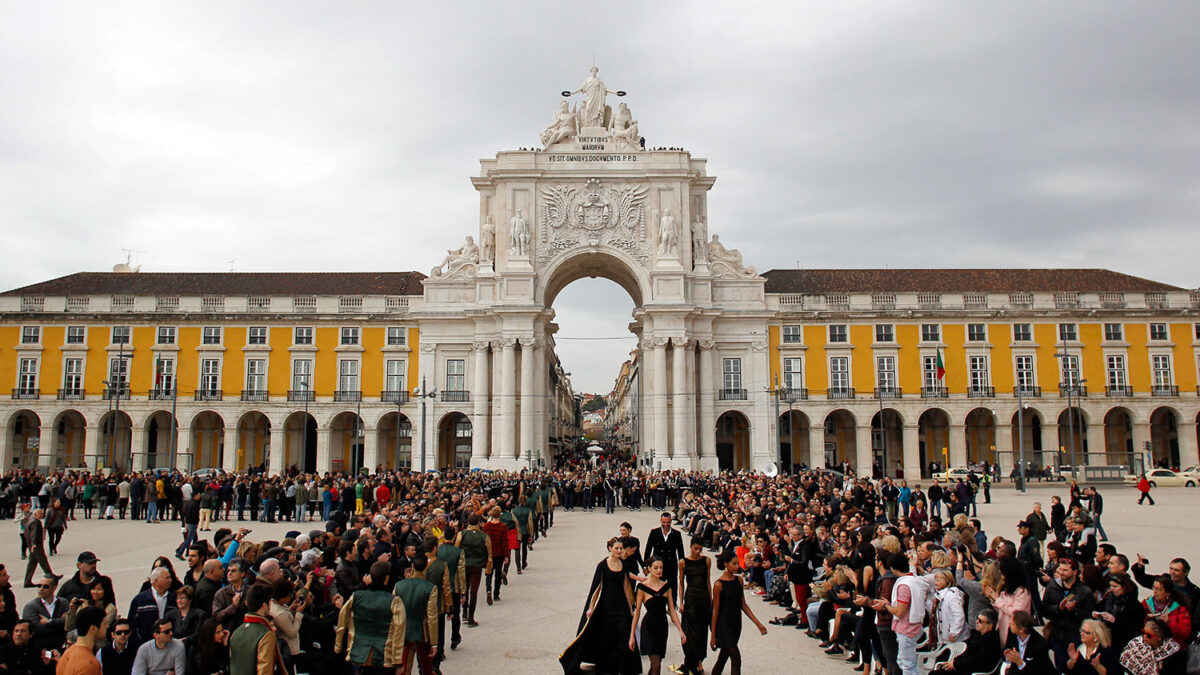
[77,551,100,563]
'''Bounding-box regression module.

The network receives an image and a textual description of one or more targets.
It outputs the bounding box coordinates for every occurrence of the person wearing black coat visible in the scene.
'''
[1002,611,1056,675]
[644,512,685,602]
[783,525,819,620]
[1050,496,1067,542]
[936,608,1003,675]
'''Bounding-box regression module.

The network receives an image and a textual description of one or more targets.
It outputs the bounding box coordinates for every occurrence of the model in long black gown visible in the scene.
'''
[636,582,669,656]
[713,574,743,649]
[680,557,710,672]
[561,560,643,674]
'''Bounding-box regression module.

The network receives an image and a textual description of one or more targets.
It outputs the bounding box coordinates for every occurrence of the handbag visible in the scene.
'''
[1186,639,1200,675]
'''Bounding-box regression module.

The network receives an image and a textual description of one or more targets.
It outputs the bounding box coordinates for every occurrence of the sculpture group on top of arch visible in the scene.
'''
[540,66,643,151]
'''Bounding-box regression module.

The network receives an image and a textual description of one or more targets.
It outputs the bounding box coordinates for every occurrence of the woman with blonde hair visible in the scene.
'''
[932,569,968,645]
[1066,619,1119,675]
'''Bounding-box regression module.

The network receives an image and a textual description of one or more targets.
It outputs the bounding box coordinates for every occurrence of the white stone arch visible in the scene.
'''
[538,247,650,309]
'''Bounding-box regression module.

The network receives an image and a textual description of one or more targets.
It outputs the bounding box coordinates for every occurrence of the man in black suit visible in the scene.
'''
[644,512,685,601]
[1002,610,1055,675]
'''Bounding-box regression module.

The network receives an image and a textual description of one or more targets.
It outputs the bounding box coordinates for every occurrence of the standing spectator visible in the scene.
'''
[1042,558,1096,671]
[45,500,67,557]
[1136,474,1155,506]
[198,488,215,533]
[1095,573,1146,650]
[393,555,439,674]
[211,559,250,631]
[21,576,67,651]
[97,619,136,675]
[1084,487,1108,542]
[57,553,116,607]
[129,474,144,522]
[1141,575,1193,644]
[927,480,943,520]
[116,479,129,520]
[454,514,491,627]
[875,553,924,675]
[131,619,185,675]
[193,560,223,617]
[174,494,200,560]
[230,583,282,675]
[334,561,405,672]
[162,587,204,643]
[1,620,56,675]
[56,606,107,675]
[1131,555,1200,633]
[480,507,509,605]
[127,568,176,646]
[23,509,59,588]
[1050,495,1067,541]
[188,619,229,675]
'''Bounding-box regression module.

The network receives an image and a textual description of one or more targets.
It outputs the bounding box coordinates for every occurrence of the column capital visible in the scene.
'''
[498,337,518,349]
[647,337,670,349]
[473,340,492,352]
[670,337,693,350]
[697,339,716,351]
[519,337,543,350]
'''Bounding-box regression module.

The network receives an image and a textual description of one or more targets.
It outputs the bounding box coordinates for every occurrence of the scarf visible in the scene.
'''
[242,614,288,675]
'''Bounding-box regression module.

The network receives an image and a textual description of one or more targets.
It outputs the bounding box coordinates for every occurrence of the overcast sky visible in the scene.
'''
[2,2,1198,394]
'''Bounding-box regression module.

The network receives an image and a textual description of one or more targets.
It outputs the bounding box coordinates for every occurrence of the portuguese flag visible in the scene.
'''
[936,349,946,381]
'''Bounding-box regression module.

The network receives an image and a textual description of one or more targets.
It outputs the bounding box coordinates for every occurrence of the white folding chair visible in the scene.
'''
[917,641,966,675]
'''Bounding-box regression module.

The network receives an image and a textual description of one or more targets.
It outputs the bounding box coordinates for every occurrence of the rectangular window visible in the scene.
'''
[292,359,312,391]
[340,327,360,346]
[1015,355,1035,390]
[1058,323,1078,342]
[1060,354,1081,386]
[201,327,222,345]
[200,359,220,393]
[246,359,267,392]
[108,357,129,389]
[154,358,175,393]
[66,326,86,345]
[875,324,894,343]
[829,356,850,391]
[828,325,848,343]
[1012,324,1032,342]
[876,356,896,390]
[967,323,987,342]
[445,359,465,391]
[248,327,268,345]
[1104,323,1123,341]
[156,326,176,345]
[338,359,359,391]
[21,326,40,344]
[294,327,313,345]
[63,358,83,392]
[722,358,742,391]
[111,326,131,345]
[969,356,989,390]
[921,324,940,342]
[386,327,406,346]
[1195,323,1200,340]
[385,359,406,392]
[783,358,803,391]
[1149,323,1168,341]
[17,358,38,391]
[923,356,940,389]
[1106,355,1126,389]
[782,325,802,344]
[1151,355,1172,388]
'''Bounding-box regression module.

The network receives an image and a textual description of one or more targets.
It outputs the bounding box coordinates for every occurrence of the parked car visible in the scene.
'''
[190,467,223,481]
[1123,468,1198,488]
[944,467,973,481]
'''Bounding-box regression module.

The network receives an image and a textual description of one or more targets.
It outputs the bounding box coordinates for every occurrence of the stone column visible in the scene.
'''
[223,427,239,473]
[903,424,922,481]
[83,426,101,471]
[472,341,491,462]
[994,422,1014,472]
[533,340,546,466]
[1131,422,1151,471]
[129,425,147,471]
[671,339,689,461]
[948,424,967,468]
[698,340,716,460]
[650,338,669,464]
[1179,424,1199,470]
[809,424,826,469]
[1085,419,1106,467]
[855,425,874,476]
[518,338,536,462]
[499,339,517,461]
[268,426,284,474]
[316,426,332,473]
[1040,420,1060,470]
[37,425,55,470]
[362,426,379,473]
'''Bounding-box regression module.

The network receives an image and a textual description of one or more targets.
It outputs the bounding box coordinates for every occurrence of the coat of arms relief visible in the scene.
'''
[537,178,649,265]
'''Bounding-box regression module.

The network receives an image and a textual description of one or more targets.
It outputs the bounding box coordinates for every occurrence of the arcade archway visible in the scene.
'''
[715,411,750,472]
[438,412,472,470]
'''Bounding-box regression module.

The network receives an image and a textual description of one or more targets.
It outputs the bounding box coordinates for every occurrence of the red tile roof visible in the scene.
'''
[761,269,1184,294]
[2,272,427,297]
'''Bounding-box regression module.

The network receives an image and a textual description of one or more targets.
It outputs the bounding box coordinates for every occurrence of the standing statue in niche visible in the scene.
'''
[431,236,480,278]
[568,66,622,128]
[540,100,579,148]
[657,209,678,256]
[509,209,530,256]
[480,216,496,263]
[691,215,708,266]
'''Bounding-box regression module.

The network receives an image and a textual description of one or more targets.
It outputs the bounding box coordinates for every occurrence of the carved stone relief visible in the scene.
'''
[536,178,649,265]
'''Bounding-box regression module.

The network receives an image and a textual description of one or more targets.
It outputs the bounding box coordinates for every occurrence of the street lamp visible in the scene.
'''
[1055,349,1084,479]
[414,377,437,473]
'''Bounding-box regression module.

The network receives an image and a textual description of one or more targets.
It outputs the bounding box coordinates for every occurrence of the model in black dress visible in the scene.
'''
[678,539,711,675]
[561,537,643,674]
[709,551,767,675]
[630,557,685,675]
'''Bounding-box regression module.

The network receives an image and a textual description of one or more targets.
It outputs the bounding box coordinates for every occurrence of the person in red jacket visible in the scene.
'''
[1142,575,1191,643]
[1136,474,1155,506]
[480,506,510,605]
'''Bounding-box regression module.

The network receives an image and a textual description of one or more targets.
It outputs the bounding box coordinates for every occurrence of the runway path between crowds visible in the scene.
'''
[2,484,1196,673]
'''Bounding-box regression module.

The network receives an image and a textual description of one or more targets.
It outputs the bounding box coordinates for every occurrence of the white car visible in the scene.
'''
[1123,468,1198,488]
[944,467,973,481]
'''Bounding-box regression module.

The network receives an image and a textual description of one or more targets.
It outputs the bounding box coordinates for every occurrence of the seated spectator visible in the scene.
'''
[130,619,185,675]
[1142,574,1192,644]
[933,607,1002,675]
[1064,619,1119,675]
[1002,611,1054,675]
[1119,618,1183,675]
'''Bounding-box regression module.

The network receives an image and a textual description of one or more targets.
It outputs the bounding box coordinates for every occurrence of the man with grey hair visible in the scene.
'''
[257,558,283,584]
[128,567,176,645]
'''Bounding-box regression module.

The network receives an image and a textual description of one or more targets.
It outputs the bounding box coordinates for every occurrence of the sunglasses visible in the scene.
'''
[157,629,173,635]
[1143,631,1157,639]
[113,630,130,635]
[37,584,52,589]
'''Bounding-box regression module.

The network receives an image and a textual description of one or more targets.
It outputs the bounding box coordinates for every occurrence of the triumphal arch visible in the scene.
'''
[419,67,773,471]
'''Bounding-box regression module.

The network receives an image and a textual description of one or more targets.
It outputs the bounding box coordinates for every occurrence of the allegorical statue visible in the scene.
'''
[431,236,480,278]
[510,209,530,256]
[707,234,757,277]
[657,209,678,256]
[691,215,708,266]
[569,66,620,128]
[609,102,641,150]
[540,100,579,148]
[480,216,496,263]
